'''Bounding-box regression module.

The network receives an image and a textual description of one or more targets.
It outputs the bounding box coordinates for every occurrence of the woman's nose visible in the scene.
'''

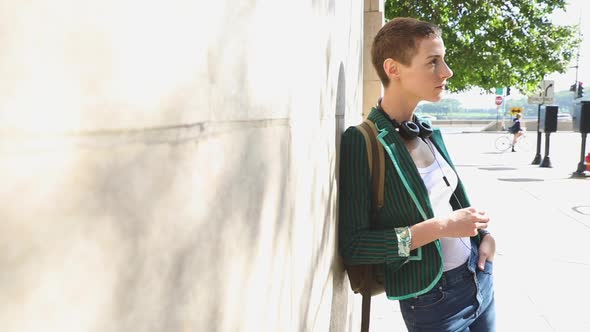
[442,62,453,79]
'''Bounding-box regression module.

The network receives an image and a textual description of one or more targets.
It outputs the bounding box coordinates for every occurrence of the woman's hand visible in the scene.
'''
[477,234,496,270]
[440,207,489,238]
[410,208,490,251]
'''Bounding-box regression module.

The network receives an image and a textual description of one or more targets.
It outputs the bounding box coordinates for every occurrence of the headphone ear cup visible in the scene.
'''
[416,120,433,139]
[398,121,420,139]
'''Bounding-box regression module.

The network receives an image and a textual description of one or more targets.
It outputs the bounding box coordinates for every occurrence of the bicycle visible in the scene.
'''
[494,130,531,152]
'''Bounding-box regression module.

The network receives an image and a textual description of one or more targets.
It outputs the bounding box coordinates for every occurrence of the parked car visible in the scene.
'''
[417,114,437,121]
[557,113,572,122]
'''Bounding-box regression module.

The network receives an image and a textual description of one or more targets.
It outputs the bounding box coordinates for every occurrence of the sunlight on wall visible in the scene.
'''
[0,0,225,133]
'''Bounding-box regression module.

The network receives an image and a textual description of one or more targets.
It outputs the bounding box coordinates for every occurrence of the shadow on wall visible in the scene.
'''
[0,128,273,332]
[192,124,292,331]
[294,59,350,330]
[329,63,350,331]
[81,130,288,332]
[1,123,293,332]
[291,57,345,329]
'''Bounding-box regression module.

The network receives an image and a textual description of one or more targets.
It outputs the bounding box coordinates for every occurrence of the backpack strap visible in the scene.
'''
[356,119,385,211]
[354,119,385,332]
[361,294,371,332]
[355,123,373,174]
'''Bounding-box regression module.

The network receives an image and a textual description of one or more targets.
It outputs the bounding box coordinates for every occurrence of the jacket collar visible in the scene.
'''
[367,107,434,219]
[365,107,463,218]
[367,106,396,135]
[367,106,454,165]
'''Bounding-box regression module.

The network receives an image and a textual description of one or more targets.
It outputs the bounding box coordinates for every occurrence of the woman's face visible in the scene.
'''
[397,36,453,103]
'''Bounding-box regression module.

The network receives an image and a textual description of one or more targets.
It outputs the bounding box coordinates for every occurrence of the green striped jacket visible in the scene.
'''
[338,107,485,300]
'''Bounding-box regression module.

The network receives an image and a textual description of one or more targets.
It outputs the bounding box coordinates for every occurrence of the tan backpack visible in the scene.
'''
[344,119,386,332]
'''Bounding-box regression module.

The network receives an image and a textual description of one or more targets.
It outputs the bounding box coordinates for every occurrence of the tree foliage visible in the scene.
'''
[385,0,581,93]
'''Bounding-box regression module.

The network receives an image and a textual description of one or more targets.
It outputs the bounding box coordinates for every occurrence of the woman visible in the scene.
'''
[339,17,496,331]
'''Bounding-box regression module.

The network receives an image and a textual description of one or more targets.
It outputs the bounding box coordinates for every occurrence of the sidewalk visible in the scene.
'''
[370,131,590,332]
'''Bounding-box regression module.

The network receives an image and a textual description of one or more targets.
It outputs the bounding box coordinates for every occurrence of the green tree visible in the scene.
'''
[552,90,575,113]
[386,0,581,93]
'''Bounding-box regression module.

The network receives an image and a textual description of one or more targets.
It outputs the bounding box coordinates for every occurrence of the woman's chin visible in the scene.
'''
[426,94,443,102]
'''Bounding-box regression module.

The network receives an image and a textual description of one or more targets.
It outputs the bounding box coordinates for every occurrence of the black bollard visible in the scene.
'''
[539,105,558,168]
[532,104,542,165]
[572,101,590,177]
[540,132,552,168]
[572,133,588,177]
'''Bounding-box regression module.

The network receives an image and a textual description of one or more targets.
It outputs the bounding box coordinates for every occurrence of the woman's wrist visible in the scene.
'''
[434,217,449,238]
[478,229,491,239]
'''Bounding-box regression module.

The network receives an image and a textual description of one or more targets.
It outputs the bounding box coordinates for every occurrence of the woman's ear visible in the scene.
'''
[383,58,400,80]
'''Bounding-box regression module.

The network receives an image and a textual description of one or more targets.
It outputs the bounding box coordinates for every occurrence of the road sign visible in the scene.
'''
[527,80,555,104]
[527,95,543,104]
[542,80,555,101]
[495,95,503,106]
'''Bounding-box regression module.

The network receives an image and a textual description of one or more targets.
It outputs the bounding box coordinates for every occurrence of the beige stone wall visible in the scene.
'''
[363,0,384,117]
[0,1,367,331]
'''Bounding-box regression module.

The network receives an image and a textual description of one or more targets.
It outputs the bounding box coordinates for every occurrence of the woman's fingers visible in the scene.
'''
[475,222,488,229]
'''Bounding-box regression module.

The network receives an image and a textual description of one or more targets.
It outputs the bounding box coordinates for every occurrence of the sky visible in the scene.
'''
[447,0,589,108]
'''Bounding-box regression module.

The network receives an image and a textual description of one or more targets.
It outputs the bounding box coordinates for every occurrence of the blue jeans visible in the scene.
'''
[399,245,496,332]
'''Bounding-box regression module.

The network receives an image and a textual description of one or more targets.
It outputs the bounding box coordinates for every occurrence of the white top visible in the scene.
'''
[417,141,471,271]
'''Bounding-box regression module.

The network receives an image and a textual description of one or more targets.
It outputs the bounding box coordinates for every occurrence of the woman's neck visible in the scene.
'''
[379,92,418,122]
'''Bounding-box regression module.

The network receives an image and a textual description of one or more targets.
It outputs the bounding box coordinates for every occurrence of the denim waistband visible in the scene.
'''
[437,248,478,288]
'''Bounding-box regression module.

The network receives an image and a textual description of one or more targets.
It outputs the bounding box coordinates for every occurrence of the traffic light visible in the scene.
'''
[578,81,584,98]
[570,83,577,92]
[506,87,511,96]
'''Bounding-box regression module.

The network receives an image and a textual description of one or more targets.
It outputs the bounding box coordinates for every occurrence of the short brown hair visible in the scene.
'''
[371,17,442,87]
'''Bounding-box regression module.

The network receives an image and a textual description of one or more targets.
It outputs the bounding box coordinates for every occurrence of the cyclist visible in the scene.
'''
[508,113,524,152]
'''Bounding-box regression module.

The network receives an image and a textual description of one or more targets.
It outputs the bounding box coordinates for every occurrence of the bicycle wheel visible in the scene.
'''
[515,135,531,151]
[495,135,511,152]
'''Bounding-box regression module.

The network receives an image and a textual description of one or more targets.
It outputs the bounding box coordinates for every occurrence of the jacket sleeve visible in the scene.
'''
[338,126,410,265]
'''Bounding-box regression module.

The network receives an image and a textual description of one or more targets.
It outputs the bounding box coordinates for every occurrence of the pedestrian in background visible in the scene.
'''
[339,17,496,331]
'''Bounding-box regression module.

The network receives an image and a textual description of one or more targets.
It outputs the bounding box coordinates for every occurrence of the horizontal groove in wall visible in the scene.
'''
[0,118,291,152]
